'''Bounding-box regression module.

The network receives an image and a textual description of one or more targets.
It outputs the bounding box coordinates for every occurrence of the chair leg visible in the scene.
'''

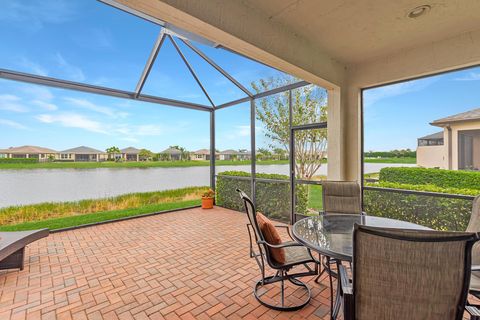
[254,271,312,311]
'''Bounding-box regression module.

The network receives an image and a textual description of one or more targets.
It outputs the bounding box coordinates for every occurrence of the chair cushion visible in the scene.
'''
[256,212,286,264]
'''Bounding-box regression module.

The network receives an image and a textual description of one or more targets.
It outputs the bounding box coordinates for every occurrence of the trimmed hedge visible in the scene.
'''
[364,189,473,231]
[216,171,308,222]
[0,158,38,164]
[379,167,480,190]
[366,181,480,197]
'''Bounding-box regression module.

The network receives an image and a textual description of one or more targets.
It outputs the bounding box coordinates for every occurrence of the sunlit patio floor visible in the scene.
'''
[0,207,337,320]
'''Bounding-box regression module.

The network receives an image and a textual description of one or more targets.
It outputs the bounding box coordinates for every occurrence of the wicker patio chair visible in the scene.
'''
[236,189,319,311]
[321,180,363,215]
[339,224,479,320]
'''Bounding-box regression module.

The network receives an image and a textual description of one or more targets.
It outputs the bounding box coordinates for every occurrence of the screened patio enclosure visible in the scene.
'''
[0,0,327,224]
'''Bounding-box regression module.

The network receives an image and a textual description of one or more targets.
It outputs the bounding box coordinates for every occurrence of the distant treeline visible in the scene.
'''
[364,149,416,158]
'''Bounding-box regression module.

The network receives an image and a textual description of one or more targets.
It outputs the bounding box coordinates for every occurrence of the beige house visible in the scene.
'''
[191,149,211,161]
[121,147,140,161]
[0,145,57,161]
[417,108,480,170]
[60,146,108,162]
[218,150,251,161]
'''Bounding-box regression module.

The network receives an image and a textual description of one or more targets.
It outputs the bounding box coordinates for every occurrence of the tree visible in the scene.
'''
[273,147,288,160]
[253,77,327,179]
[256,148,272,160]
[169,145,190,161]
[106,146,121,161]
[139,149,154,161]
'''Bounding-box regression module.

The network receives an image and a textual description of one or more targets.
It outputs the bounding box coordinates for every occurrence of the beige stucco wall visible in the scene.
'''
[416,145,446,169]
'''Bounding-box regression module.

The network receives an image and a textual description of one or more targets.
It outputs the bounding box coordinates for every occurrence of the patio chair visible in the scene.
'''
[321,180,362,215]
[317,180,362,282]
[236,189,319,311]
[339,224,479,320]
[466,195,480,317]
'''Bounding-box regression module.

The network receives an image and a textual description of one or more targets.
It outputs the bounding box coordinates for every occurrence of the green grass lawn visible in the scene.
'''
[0,159,289,170]
[0,200,200,231]
[364,157,416,164]
[307,184,323,211]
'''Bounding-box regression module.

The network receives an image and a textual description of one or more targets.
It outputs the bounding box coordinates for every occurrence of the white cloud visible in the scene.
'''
[36,113,107,134]
[54,53,85,82]
[0,0,77,31]
[32,100,57,111]
[63,97,128,118]
[24,86,54,101]
[0,119,28,130]
[18,58,49,76]
[363,77,439,107]
[236,125,250,137]
[454,72,480,81]
[0,94,29,113]
[136,124,164,136]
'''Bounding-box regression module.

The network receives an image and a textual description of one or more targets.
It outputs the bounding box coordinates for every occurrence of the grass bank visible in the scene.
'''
[0,160,289,170]
[0,157,416,169]
[364,157,416,164]
[0,186,208,230]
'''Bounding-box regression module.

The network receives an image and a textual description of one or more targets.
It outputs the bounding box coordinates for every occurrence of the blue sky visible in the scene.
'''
[0,0,288,152]
[364,66,480,151]
[1,1,479,153]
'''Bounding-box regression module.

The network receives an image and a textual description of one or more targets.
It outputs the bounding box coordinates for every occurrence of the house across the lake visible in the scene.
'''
[218,149,251,161]
[121,147,140,162]
[417,107,480,170]
[0,145,57,162]
[60,146,108,162]
[191,149,211,161]
[160,147,183,161]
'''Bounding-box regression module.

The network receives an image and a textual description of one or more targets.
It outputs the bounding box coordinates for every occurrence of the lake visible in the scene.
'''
[0,163,414,208]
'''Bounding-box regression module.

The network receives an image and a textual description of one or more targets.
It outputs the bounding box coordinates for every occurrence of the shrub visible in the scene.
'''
[366,181,480,196]
[363,188,473,231]
[379,167,480,190]
[0,158,38,164]
[216,171,308,222]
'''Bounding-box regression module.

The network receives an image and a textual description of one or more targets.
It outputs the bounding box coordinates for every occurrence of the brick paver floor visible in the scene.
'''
[0,207,334,320]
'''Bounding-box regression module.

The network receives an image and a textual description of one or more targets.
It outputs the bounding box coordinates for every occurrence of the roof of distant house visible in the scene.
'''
[121,147,140,154]
[0,145,57,154]
[219,149,250,154]
[161,147,182,155]
[431,107,480,126]
[62,146,105,154]
[418,131,444,140]
[193,149,210,155]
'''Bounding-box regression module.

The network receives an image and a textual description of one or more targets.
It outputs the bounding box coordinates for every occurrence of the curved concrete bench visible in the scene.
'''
[0,229,49,271]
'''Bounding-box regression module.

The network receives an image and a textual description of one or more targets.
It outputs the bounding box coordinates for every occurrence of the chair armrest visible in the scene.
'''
[339,264,354,320]
[274,225,295,241]
[466,305,480,320]
[257,240,305,249]
[473,265,480,271]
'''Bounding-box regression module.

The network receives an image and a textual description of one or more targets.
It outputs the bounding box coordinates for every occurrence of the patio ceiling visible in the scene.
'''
[242,0,480,65]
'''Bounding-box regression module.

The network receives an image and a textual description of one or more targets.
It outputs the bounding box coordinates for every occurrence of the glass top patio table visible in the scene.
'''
[292,214,431,262]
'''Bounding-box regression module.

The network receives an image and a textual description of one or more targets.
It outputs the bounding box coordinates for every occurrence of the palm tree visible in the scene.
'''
[106,146,121,161]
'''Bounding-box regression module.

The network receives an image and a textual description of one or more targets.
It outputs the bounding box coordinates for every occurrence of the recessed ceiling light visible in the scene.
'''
[407,5,431,19]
